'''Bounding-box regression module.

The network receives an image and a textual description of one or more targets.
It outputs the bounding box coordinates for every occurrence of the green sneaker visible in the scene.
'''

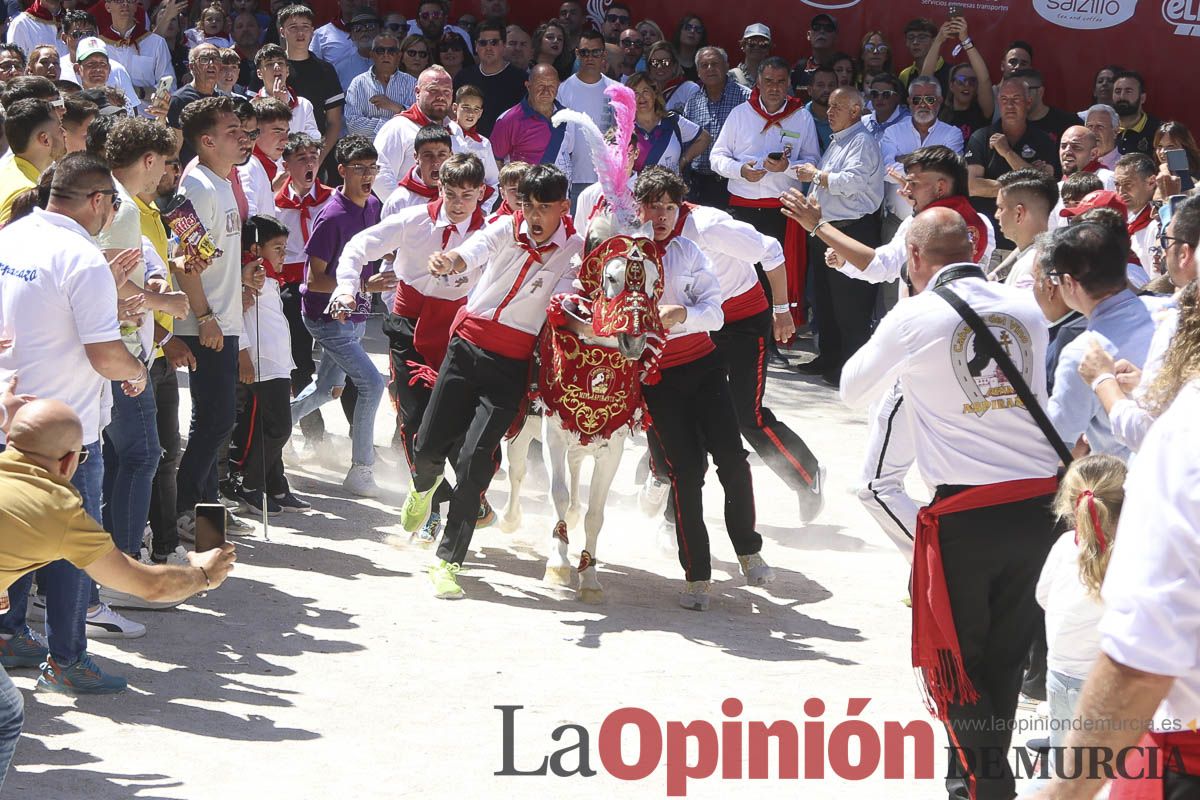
[400,477,444,532]
[429,559,464,599]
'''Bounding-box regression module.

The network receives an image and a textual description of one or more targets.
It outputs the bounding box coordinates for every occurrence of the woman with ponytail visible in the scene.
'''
[1035,454,1127,755]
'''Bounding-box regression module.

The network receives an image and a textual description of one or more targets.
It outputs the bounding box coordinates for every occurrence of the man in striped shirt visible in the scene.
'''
[344,32,416,137]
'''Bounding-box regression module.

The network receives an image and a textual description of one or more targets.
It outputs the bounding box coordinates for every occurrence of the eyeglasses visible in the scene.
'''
[192,54,220,65]
[605,13,631,24]
[344,164,381,175]
[869,89,896,100]
[419,10,445,20]
[373,46,400,54]
[90,188,121,210]
[406,48,429,58]
[620,38,641,47]
[910,95,938,107]
[683,23,703,33]
[648,58,673,69]
[1159,232,1186,251]
[243,128,260,140]
[68,28,98,38]
[384,22,406,31]
[477,36,502,46]
[811,23,835,33]
[952,75,978,86]
[576,47,604,58]
[863,43,889,54]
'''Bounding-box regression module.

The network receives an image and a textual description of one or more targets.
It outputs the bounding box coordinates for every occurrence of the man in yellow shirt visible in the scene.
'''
[0,396,235,791]
[0,98,64,225]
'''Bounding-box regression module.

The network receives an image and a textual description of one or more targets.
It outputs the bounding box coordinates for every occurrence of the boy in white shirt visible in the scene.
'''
[254,43,322,141]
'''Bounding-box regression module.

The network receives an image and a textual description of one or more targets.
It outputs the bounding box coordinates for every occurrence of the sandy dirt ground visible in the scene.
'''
[6,326,1046,799]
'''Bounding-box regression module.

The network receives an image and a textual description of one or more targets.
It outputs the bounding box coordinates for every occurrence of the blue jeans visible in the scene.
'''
[1047,668,1085,750]
[0,440,101,664]
[176,335,239,511]
[291,318,384,466]
[102,378,160,555]
[0,664,23,791]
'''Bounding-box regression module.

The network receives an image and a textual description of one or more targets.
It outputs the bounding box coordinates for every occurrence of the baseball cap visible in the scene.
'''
[742,23,771,41]
[76,36,108,62]
[812,13,838,30]
[1059,189,1127,218]
[350,9,381,26]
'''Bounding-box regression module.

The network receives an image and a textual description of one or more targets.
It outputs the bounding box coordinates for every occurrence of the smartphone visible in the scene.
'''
[766,151,784,161]
[1165,148,1190,175]
[154,74,173,101]
[948,4,962,17]
[194,503,227,553]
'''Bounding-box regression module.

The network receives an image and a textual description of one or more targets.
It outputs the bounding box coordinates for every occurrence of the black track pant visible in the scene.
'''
[230,378,292,496]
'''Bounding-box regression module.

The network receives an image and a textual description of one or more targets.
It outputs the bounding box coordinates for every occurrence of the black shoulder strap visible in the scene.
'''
[934,285,1074,466]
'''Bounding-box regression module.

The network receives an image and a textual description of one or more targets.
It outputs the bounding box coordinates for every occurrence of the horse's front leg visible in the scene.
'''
[577,434,625,604]
[543,418,573,586]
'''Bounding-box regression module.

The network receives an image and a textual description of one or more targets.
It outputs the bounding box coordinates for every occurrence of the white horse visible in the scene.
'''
[499,234,663,604]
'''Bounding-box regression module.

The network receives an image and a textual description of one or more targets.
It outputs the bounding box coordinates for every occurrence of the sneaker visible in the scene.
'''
[400,476,443,532]
[639,475,670,517]
[272,490,311,511]
[428,559,464,599]
[477,496,496,528]
[150,545,191,566]
[234,484,282,514]
[226,512,254,535]
[412,511,442,546]
[37,653,127,695]
[219,476,248,512]
[797,465,827,525]
[177,511,196,544]
[0,628,48,669]
[85,602,146,639]
[679,580,712,611]
[738,552,776,587]
[98,586,182,611]
[343,464,381,498]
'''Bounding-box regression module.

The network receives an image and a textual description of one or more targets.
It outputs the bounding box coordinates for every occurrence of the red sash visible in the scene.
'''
[414,296,465,370]
[728,196,807,332]
[912,477,1060,722]
[928,194,990,264]
[722,284,768,324]
[1128,204,1154,236]
[747,88,806,133]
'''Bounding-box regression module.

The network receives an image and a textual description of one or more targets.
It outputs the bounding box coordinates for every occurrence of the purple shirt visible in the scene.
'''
[301,189,383,322]
[490,99,564,165]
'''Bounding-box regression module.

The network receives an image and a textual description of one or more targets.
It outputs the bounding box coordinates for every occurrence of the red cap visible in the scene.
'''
[1060,189,1128,219]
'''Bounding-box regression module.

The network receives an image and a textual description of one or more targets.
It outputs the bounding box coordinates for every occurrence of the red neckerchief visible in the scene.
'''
[512,210,573,262]
[274,178,333,242]
[25,0,57,22]
[101,17,149,46]
[652,205,693,259]
[242,250,284,284]
[488,198,515,223]
[427,198,486,248]
[926,195,990,264]
[661,77,684,103]
[400,103,433,126]
[254,146,279,181]
[459,125,483,143]
[747,87,805,133]
[1127,203,1154,235]
[1082,160,1106,173]
[398,166,438,199]
[257,86,297,109]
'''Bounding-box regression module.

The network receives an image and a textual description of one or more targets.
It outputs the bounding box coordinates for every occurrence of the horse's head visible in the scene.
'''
[580,230,664,360]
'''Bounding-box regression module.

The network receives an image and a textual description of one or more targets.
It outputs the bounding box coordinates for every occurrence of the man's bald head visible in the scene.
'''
[8,399,83,472]
[828,87,865,133]
[907,207,975,291]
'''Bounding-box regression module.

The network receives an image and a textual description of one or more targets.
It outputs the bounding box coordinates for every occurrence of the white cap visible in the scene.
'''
[76,36,109,62]
[742,23,771,41]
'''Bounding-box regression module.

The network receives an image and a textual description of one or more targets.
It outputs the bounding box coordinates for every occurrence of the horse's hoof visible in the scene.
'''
[543,566,573,586]
[499,512,522,533]
[578,587,604,604]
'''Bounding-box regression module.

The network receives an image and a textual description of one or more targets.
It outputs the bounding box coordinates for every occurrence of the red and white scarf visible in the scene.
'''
[747,87,806,133]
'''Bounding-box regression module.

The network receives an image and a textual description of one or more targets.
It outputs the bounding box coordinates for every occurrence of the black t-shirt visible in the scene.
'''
[941,103,991,144]
[1028,106,1080,144]
[287,54,346,134]
[1118,112,1162,157]
[168,85,218,166]
[965,121,1060,248]
[453,62,528,137]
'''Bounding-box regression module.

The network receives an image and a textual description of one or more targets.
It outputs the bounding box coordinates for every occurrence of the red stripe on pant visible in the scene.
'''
[234,391,259,470]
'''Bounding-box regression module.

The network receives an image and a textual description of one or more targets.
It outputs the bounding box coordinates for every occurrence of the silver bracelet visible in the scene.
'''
[157,332,173,348]
[811,220,830,237]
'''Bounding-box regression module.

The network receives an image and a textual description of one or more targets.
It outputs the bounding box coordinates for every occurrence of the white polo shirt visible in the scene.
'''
[103,31,173,92]
[0,209,120,445]
[880,119,965,218]
[240,277,293,382]
[710,101,820,202]
[1099,378,1200,730]
[173,164,244,337]
[681,203,783,302]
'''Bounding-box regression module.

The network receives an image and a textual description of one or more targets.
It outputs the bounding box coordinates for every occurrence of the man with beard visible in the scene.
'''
[1112,70,1160,157]
[782,145,994,563]
[599,1,630,46]
[804,64,836,152]
[372,64,452,200]
[880,76,963,241]
[407,0,472,57]
[1048,125,1114,225]
[1083,103,1121,171]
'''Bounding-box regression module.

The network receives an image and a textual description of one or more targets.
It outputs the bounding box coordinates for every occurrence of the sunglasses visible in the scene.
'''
[477,36,501,46]
[440,41,465,51]
[620,38,641,47]
[374,45,400,54]
[648,58,673,69]
[605,13,630,24]
[69,28,99,38]
[683,23,703,33]
[419,10,444,20]
[910,95,938,107]
[869,89,896,100]
[406,48,429,57]
[576,47,604,58]
[952,75,978,86]
[90,188,121,211]
[384,22,406,31]
[811,23,835,33]
[350,23,379,33]
[243,128,260,140]
[863,43,889,54]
